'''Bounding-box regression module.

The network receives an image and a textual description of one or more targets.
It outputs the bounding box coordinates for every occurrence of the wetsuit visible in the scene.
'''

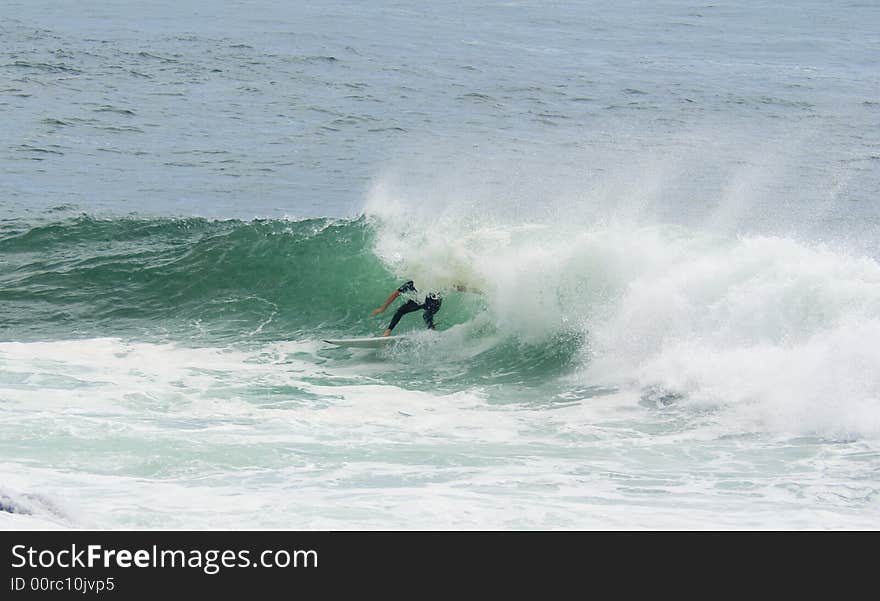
[387,280,442,332]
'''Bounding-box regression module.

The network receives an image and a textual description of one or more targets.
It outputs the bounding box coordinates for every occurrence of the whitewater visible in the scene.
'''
[1,0,879,529]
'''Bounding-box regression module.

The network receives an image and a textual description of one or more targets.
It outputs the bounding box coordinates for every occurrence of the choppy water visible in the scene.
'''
[1,0,879,529]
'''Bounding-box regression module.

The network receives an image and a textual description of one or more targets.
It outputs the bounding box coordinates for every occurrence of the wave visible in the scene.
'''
[0,486,69,528]
[4,209,880,438]
[365,179,880,439]
[0,215,395,340]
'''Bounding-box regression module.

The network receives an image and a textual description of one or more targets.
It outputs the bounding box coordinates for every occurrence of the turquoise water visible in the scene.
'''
[1,1,879,528]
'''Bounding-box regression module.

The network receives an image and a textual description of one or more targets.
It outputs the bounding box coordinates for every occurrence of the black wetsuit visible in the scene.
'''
[387,280,442,331]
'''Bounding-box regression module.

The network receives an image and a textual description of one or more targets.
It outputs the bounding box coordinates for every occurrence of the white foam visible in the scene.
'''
[587,235,880,439]
[367,163,880,439]
[2,335,878,529]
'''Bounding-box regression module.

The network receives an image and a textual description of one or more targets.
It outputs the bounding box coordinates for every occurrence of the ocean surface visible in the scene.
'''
[1,0,879,529]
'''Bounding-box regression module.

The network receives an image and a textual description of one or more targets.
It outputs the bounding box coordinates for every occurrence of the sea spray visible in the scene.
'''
[365,153,880,439]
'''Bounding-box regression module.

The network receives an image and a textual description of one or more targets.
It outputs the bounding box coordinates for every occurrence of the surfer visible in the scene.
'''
[371,280,468,336]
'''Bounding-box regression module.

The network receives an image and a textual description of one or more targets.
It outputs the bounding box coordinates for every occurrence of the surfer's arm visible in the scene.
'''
[371,289,400,315]
[453,283,482,294]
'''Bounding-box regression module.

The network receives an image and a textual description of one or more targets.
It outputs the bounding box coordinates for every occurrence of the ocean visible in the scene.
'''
[1,0,878,529]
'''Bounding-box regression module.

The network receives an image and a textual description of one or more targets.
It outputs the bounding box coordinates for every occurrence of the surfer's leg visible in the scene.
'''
[387,300,422,332]
[422,296,442,329]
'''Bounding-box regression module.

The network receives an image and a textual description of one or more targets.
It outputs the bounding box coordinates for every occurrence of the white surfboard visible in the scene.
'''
[323,336,400,348]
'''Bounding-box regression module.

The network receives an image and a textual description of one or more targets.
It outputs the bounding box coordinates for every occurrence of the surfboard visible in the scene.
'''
[323,336,400,348]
